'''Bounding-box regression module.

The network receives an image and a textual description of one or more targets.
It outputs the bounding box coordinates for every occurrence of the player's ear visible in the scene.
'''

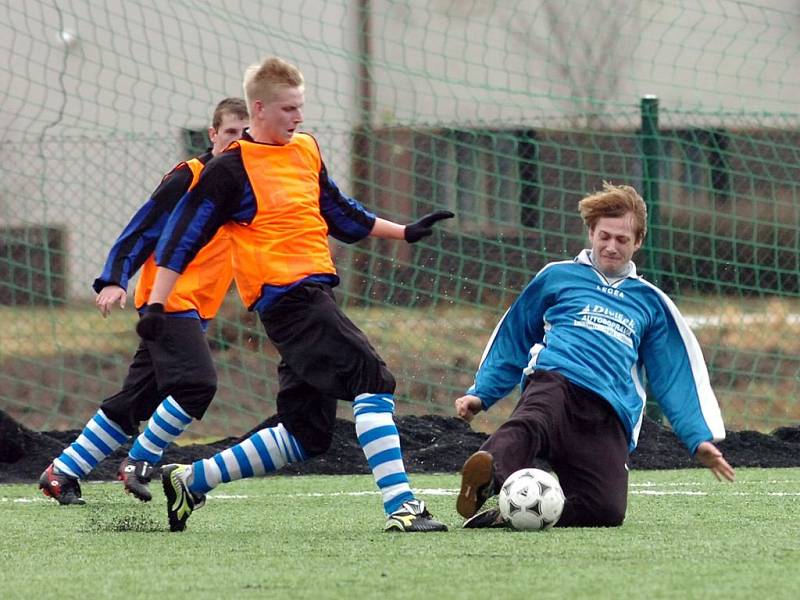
[207,126,217,143]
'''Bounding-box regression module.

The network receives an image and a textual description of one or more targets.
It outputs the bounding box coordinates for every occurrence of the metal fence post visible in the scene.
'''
[641,95,665,424]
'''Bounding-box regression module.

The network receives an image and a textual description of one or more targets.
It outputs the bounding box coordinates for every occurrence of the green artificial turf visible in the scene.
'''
[1,469,798,599]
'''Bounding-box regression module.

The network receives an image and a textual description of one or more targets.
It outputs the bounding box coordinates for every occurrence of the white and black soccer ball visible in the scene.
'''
[498,468,565,531]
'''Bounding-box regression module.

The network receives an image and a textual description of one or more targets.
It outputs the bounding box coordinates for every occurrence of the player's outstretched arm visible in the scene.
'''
[404,210,454,242]
[370,210,454,242]
[95,285,126,318]
[695,441,736,482]
[455,394,483,423]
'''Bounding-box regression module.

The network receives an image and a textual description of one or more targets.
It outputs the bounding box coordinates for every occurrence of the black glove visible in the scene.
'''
[404,210,455,243]
[136,303,166,341]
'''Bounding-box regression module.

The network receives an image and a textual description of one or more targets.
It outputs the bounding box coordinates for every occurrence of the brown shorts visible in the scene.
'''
[480,369,629,527]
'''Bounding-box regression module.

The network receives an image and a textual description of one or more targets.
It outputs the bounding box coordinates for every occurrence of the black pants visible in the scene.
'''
[100,317,217,435]
[259,282,395,455]
[480,370,629,527]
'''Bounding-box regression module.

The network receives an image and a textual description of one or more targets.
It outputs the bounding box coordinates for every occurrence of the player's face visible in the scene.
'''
[588,214,642,276]
[253,86,305,145]
[208,112,249,155]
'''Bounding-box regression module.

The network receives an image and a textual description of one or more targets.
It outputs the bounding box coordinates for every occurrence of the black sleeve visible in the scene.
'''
[155,151,247,273]
[150,166,194,212]
[92,164,195,292]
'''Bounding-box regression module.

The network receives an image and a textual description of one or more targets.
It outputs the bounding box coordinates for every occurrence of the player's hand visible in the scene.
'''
[404,210,455,243]
[95,285,127,318]
[136,303,166,341]
[695,441,735,482]
[455,394,483,423]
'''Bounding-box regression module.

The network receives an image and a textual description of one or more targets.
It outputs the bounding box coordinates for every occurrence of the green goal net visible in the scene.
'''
[1,0,798,437]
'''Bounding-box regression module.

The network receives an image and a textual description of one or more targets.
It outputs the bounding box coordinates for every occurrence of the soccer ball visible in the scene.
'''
[498,468,565,531]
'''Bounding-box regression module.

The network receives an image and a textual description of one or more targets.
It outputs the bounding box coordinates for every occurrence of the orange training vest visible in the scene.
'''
[228,133,336,308]
[134,158,233,318]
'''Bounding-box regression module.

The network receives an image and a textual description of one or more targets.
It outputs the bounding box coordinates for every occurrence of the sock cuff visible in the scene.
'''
[95,410,129,443]
[274,423,308,462]
[162,396,192,424]
[353,393,395,416]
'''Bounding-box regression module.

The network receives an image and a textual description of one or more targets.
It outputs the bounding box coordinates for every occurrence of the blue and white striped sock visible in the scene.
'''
[354,393,414,514]
[53,409,129,479]
[128,396,193,464]
[187,423,307,494]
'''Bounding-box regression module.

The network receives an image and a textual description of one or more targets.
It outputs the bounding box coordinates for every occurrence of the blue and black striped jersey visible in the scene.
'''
[93,152,213,293]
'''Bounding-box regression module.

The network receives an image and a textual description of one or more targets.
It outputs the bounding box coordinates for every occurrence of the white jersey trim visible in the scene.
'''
[640,279,726,442]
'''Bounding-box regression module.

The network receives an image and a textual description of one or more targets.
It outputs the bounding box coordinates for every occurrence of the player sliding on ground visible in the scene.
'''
[38,99,249,505]
[137,56,453,533]
[455,183,735,529]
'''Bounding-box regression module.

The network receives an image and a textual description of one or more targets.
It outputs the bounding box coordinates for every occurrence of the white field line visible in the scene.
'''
[4,483,800,503]
[0,488,460,504]
[280,487,457,499]
[631,490,707,495]
[684,313,800,329]
[632,480,800,487]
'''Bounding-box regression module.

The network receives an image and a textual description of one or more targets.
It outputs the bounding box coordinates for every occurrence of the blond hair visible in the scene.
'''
[243,56,304,110]
[578,182,648,242]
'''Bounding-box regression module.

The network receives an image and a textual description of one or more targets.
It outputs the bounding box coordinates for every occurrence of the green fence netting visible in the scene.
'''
[1,0,798,437]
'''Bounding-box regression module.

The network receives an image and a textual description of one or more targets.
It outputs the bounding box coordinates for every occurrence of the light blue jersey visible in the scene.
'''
[468,250,726,453]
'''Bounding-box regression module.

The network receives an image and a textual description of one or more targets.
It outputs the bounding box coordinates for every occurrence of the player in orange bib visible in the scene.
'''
[139,57,453,533]
[39,99,249,505]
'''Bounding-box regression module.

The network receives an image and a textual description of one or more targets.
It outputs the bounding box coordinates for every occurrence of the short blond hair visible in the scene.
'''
[243,56,304,110]
[578,182,648,242]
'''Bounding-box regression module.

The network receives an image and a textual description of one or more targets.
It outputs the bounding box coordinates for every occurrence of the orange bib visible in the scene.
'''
[228,134,336,308]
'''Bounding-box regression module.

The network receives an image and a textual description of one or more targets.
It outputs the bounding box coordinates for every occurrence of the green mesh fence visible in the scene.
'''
[1,0,799,437]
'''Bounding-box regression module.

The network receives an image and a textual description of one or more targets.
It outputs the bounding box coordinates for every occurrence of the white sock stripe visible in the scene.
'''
[272,425,290,463]
[53,458,80,479]
[156,403,190,430]
[63,447,93,473]
[204,460,223,489]
[147,420,180,444]
[136,434,163,455]
[220,449,242,480]
[382,482,412,503]
[276,424,303,462]
[239,439,265,475]
[362,434,401,459]
[354,412,394,431]
[373,459,407,482]
[163,396,191,420]
[96,409,127,437]
[353,394,395,410]
[86,419,124,450]
[257,429,288,470]
[264,424,289,469]
[353,402,395,415]
[74,434,109,461]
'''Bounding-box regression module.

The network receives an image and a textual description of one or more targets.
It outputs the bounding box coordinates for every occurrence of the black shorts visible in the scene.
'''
[100,317,217,434]
[257,282,395,454]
